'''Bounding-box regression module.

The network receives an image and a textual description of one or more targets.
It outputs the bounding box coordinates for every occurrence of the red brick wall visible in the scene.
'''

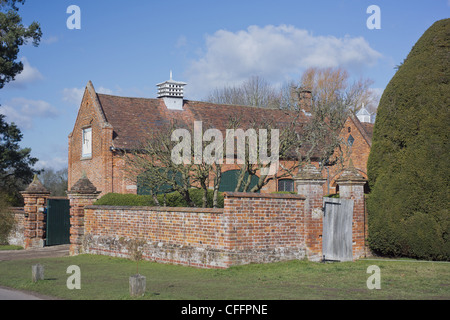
[71,178,367,268]
[223,192,306,265]
[81,193,306,268]
[83,205,229,268]
[84,207,225,249]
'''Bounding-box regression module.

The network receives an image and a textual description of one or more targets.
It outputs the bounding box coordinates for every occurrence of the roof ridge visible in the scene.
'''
[96,92,292,111]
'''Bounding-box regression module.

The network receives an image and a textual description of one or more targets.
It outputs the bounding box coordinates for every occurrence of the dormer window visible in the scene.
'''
[82,127,92,158]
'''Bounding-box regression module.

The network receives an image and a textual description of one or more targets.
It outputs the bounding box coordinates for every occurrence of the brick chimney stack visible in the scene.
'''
[290,86,312,114]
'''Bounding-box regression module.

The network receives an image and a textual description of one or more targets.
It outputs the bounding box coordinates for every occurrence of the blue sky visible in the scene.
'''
[0,0,448,170]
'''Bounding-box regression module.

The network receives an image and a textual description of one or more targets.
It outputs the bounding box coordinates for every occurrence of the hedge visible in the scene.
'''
[94,189,224,208]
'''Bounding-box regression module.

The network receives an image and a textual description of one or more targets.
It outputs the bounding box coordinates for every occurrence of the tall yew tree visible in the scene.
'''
[367,19,450,261]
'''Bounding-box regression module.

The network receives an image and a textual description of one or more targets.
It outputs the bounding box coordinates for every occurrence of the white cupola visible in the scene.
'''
[356,104,372,123]
[156,71,187,110]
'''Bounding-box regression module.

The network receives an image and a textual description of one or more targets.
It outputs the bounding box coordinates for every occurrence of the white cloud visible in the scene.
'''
[35,156,68,171]
[0,98,58,129]
[185,25,382,99]
[0,105,32,129]
[96,86,114,95]
[62,87,84,106]
[33,143,68,171]
[7,57,44,88]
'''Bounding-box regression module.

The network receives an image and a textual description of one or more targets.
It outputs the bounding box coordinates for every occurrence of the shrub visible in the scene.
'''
[0,211,15,245]
[367,19,450,261]
[94,189,224,208]
[94,193,155,206]
[324,193,340,198]
[185,189,224,208]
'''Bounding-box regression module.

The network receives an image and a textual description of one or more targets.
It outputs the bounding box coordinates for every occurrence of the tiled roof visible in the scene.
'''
[360,122,374,140]
[90,85,373,156]
[96,93,309,150]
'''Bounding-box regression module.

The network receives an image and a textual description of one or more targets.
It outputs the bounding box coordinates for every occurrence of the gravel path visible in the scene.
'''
[0,244,70,261]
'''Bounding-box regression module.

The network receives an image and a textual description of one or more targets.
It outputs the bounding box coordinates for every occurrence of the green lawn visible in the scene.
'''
[0,245,23,250]
[0,254,449,300]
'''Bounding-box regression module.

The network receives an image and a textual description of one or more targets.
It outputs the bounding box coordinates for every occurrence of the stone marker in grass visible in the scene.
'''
[32,264,44,282]
[129,274,146,297]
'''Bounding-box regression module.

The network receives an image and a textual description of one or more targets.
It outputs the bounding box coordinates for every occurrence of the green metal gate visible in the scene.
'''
[46,198,70,246]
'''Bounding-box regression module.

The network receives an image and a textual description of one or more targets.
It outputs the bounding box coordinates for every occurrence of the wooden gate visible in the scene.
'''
[46,198,70,246]
[322,198,354,261]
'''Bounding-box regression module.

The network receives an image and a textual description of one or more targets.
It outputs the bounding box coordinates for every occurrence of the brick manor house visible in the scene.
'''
[68,75,374,197]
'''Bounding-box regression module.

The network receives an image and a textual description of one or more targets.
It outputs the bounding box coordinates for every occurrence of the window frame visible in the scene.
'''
[277,178,294,193]
[347,134,355,147]
[81,127,92,158]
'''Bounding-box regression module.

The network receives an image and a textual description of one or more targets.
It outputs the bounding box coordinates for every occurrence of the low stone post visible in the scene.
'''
[294,164,326,262]
[32,264,44,282]
[336,162,367,260]
[129,274,146,297]
[67,176,100,256]
[20,175,50,249]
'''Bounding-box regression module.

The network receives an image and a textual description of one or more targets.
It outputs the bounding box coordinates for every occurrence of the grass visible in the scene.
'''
[0,254,449,300]
[0,245,23,251]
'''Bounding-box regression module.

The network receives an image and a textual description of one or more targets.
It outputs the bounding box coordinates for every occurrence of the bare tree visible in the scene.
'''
[123,122,196,207]
[205,75,281,109]
[123,120,226,208]
[300,67,375,113]
[292,67,376,168]
[205,68,373,180]
[38,167,68,197]
[225,115,302,193]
